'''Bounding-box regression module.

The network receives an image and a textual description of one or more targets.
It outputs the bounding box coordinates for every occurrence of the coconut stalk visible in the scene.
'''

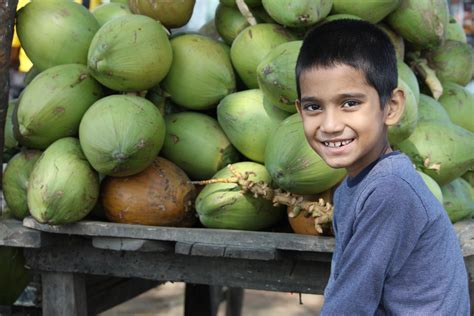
[407,52,443,100]
[0,0,18,188]
[236,0,257,26]
[193,164,334,233]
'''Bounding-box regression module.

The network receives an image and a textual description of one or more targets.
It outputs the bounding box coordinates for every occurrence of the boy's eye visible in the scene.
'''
[342,100,359,108]
[303,103,321,111]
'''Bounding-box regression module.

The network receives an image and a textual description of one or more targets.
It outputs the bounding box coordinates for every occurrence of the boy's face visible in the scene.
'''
[296,64,397,177]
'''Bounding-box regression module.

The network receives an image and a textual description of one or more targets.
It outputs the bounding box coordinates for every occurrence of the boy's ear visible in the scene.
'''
[295,99,302,115]
[384,88,405,126]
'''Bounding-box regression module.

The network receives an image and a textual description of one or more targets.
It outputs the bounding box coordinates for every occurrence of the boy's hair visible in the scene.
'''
[296,19,398,108]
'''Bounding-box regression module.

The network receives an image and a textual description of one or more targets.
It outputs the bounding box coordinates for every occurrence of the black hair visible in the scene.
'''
[295,19,397,108]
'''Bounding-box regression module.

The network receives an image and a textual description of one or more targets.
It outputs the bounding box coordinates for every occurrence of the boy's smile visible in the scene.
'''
[296,64,395,177]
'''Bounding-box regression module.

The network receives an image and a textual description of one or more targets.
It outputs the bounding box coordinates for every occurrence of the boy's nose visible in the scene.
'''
[320,110,344,134]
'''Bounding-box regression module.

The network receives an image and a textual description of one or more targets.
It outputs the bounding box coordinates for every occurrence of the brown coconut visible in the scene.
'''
[101,157,196,226]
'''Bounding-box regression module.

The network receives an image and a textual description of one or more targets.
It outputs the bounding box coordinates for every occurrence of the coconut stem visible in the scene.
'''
[193,164,334,234]
[408,54,443,100]
[236,0,257,26]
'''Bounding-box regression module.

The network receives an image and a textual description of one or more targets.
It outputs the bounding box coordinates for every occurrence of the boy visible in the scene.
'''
[295,19,470,315]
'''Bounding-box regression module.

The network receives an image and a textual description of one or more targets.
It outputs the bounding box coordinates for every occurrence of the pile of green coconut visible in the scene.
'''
[3,0,474,234]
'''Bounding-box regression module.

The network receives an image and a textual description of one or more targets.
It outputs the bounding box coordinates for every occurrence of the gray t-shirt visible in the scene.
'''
[321,151,470,315]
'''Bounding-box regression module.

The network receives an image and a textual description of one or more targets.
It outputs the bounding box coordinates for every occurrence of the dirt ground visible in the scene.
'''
[100,282,323,316]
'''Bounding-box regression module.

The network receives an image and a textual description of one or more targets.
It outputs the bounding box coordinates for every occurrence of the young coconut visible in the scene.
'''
[386,0,449,50]
[79,95,166,177]
[265,113,346,195]
[14,64,104,149]
[331,0,400,23]
[28,138,100,225]
[256,41,302,113]
[441,178,474,223]
[16,0,100,71]
[161,34,236,110]
[438,82,474,132]
[194,163,334,234]
[91,2,132,26]
[217,89,289,163]
[87,15,173,92]
[161,112,240,180]
[261,0,332,28]
[2,150,42,220]
[230,23,295,89]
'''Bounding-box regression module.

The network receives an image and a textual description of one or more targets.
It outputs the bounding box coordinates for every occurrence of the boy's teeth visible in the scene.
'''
[324,139,353,148]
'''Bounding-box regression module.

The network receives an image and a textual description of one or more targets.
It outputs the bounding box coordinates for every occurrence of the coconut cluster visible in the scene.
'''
[3,0,473,235]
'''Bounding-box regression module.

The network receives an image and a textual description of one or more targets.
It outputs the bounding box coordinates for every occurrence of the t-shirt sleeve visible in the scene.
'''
[321,176,429,315]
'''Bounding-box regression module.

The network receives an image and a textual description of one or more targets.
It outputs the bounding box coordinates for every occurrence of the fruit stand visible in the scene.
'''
[1,217,474,315]
[1,0,473,315]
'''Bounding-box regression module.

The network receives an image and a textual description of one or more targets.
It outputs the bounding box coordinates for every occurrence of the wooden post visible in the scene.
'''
[0,0,18,187]
[42,272,88,316]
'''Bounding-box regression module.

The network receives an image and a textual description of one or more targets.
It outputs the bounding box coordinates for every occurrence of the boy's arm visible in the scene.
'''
[321,177,428,315]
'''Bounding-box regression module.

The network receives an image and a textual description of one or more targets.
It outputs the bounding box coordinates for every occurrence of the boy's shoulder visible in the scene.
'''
[339,152,444,223]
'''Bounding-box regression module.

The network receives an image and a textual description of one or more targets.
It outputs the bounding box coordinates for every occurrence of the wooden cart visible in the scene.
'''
[1,217,474,315]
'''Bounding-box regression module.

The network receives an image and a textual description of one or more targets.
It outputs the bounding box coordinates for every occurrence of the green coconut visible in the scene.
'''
[388,78,418,146]
[196,161,285,230]
[397,61,420,104]
[16,0,100,71]
[377,23,405,61]
[386,0,449,50]
[214,4,274,45]
[88,15,172,92]
[23,65,41,86]
[217,89,290,162]
[4,99,19,152]
[438,82,474,132]
[446,16,467,43]
[215,4,249,45]
[416,94,451,123]
[319,13,362,23]
[230,23,295,89]
[462,171,474,200]
[28,137,100,224]
[161,112,240,180]
[2,150,42,220]
[331,0,399,23]
[265,113,346,194]
[0,247,31,305]
[257,40,302,113]
[145,85,167,115]
[441,178,474,223]
[261,0,333,27]
[220,0,262,8]
[79,95,165,177]
[3,99,19,162]
[14,64,104,150]
[91,2,132,26]
[397,120,474,186]
[417,170,443,204]
[161,34,236,110]
[425,40,474,87]
[128,0,195,28]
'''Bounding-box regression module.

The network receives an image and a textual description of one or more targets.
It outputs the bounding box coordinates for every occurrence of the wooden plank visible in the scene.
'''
[0,219,45,248]
[23,217,336,253]
[225,287,244,316]
[175,242,279,261]
[24,243,331,295]
[461,240,474,257]
[92,237,174,252]
[455,220,474,242]
[42,272,88,316]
